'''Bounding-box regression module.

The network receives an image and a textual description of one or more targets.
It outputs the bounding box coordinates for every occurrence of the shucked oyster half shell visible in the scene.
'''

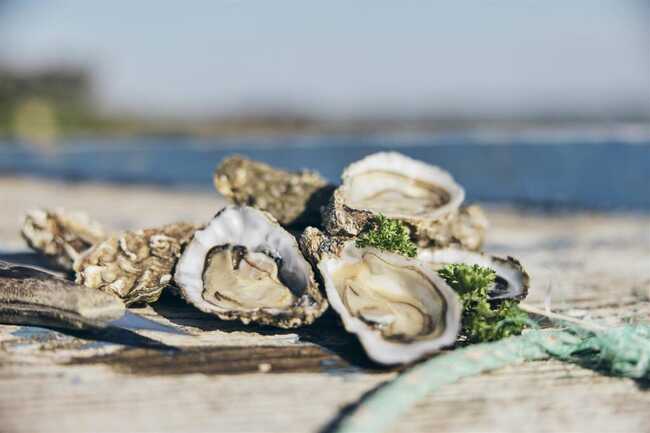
[323,152,487,250]
[214,155,334,226]
[21,208,107,271]
[75,223,197,305]
[174,206,327,328]
[300,227,461,364]
[417,247,529,301]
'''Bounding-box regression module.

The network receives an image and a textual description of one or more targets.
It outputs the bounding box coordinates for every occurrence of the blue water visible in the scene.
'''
[1,133,649,210]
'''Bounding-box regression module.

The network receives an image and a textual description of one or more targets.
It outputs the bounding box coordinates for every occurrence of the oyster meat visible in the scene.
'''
[417,247,529,300]
[21,208,107,271]
[301,227,461,364]
[214,155,334,226]
[75,222,197,305]
[174,206,327,328]
[323,152,486,250]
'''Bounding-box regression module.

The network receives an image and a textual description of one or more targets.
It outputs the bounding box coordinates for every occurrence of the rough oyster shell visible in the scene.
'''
[214,155,334,226]
[74,223,197,305]
[412,205,488,250]
[21,208,107,271]
[300,227,462,364]
[174,206,327,328]
[322,152,486,250]
[417,247,529,300]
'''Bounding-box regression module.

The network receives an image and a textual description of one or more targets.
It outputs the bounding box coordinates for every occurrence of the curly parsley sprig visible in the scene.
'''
[438,263,528,343]
[355,214,417,258]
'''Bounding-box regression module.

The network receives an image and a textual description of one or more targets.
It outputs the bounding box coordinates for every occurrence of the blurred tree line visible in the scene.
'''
[0,67,112,142]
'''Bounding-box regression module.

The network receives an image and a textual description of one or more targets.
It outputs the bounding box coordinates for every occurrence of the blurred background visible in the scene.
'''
[1,0,649,209]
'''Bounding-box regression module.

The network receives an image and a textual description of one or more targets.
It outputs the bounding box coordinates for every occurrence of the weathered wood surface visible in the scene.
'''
[1,177,649,433]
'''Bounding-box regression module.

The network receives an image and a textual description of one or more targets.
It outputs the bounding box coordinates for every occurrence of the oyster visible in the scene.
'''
[300,227,461,364]
[417,248,529,300]
[323,152,486,250]
[21,208,107,271]
[174,206,327,328]
[75,222,197,305]
[214,155,334,226]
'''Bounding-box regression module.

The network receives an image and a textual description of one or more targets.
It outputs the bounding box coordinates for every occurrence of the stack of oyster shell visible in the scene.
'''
[21,152,528,365]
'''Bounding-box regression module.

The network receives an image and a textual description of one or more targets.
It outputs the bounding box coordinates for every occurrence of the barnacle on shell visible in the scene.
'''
[74,223,197,305]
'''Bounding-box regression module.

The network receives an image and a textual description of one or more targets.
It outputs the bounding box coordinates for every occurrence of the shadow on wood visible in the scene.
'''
[151,291,389,371]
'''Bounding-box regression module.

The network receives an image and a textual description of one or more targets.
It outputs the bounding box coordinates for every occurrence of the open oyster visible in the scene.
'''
[174,206,327,328]
[323,152,487,250]
[21,208,107,271]
[74,223,197,305]
[417,248,529,300]
[214,155,334,226]
[300,227,461,364]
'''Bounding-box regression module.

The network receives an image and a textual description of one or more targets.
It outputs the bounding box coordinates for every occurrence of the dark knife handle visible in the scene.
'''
[0,261,125,331]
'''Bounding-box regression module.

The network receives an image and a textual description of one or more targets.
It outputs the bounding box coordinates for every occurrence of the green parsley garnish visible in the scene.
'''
[438,263,528,343]
[356,215,417,258]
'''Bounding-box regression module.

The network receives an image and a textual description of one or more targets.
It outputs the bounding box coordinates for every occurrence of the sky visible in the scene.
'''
[1,1,649,119]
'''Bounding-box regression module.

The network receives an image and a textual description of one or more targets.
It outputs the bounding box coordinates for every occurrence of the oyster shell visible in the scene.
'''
[412,205,488,250]
[21,208,107,271]
[74,223,197,305]
[214,155,334,226]
[174,206,327,328]
[417,247,529,300]
[300,227,461,364]
[323,152,486,250]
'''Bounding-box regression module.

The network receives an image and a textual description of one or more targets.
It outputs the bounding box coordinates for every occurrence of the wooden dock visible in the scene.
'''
[1,177,649,433]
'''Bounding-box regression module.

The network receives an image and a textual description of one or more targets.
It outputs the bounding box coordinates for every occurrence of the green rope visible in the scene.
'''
[331,325,650,433]
[533,324,650,379]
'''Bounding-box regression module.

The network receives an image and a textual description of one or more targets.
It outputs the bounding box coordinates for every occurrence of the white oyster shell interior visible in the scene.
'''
[341,152,465,220]
[175,206,315,318]
[319,241,461,364]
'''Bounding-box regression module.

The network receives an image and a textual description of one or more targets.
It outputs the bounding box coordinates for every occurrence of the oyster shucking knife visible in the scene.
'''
[0,260,185,335]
